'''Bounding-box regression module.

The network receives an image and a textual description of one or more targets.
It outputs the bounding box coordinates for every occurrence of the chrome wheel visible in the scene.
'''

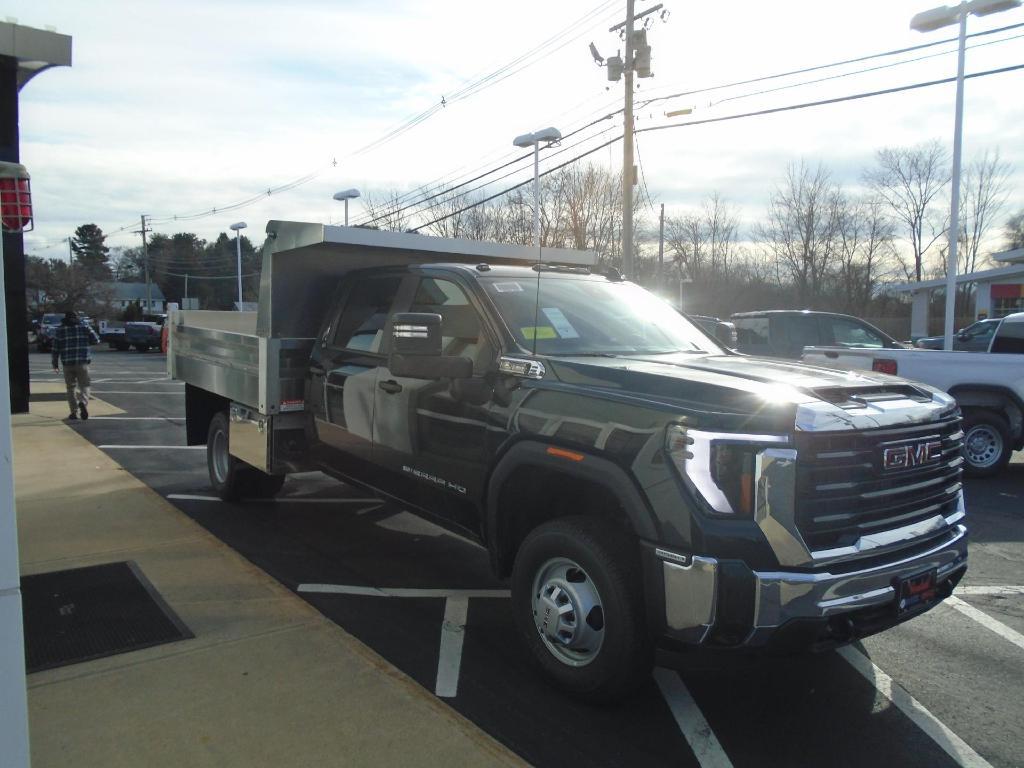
[211,426,230,484]
[531,557,606,667]
[964,424,1003,469]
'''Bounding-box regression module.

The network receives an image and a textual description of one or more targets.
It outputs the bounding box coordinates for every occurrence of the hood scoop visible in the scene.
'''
[812,385,931,410]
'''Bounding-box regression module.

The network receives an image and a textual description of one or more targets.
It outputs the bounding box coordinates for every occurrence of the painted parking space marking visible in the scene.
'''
[435,596,469,698]
[89,416,185,421]
[945,595,1024,652]
[653,668,734,768]
[168,494,381,505]
[297,584,510,599]
[838,647,992,768]
[100,444,203,450]
[957,585,1024,596]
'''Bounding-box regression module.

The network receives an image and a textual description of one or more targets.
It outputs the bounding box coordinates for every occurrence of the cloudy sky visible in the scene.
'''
[14,0,1024,261]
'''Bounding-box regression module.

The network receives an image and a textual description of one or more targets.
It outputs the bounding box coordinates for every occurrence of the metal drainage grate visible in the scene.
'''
[21,561,192,673]
[29,392,71,402]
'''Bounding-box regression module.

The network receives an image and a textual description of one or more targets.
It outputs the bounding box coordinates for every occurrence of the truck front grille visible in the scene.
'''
[794,415,963,553]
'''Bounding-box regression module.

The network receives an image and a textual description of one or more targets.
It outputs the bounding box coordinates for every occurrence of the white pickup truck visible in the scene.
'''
[803,312,1024,477]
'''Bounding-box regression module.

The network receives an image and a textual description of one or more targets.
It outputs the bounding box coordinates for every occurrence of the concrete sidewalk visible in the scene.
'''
[13,406,524,767]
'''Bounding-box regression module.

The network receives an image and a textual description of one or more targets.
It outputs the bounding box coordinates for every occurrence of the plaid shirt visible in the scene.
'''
[51,324,97,367]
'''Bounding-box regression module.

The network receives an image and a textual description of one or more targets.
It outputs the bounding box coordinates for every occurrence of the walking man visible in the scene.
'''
[51,311,98,420]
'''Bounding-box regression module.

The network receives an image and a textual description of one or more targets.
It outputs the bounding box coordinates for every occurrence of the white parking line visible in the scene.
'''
[90,391,184,395]
[653,668,734,768]
[296,584,511,599]
[838,647,992,768]
[168,494,380,504]
[957,585,1024,596]
[945,595,1024,653]
[99,445,203,450]
[89,417,184,421]
[435,596,469,698]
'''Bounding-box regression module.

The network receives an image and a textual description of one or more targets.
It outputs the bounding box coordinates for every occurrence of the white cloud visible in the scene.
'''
[13,0,1024,259]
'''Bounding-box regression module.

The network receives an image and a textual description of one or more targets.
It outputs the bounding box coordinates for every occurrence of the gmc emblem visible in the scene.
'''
[882,440,942,470]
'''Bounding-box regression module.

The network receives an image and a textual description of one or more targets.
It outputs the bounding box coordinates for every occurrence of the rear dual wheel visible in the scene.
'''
[206,411,286,501]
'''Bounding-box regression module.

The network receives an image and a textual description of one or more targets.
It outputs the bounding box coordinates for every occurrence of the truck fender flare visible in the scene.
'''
[484,441,659,573]
[948,384,1024,440]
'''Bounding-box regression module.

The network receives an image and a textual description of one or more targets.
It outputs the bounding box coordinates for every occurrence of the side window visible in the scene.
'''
[971,321,998,341]
[825,317,884,348]
[409,278,492,372]
[774,315,819,353]
[734,317,770,350]
[331,275,403,353]
[991,321,1024,354]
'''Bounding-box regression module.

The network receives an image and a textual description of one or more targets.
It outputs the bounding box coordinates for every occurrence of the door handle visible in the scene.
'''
[378,380,403,394]
[825,351,839,359]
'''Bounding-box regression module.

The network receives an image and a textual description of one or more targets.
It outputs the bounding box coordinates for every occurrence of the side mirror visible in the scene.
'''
[388,312,472,380]
[956,331,969,341]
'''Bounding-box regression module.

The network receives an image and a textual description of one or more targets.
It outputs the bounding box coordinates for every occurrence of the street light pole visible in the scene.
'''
[333,189,361,227]
[513,128,562,248]
[944,11,968,352]
[229,222,247,310]
[910,0,1022,350]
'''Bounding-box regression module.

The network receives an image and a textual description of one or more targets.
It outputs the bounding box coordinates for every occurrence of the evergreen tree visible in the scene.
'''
[71,223,112,277]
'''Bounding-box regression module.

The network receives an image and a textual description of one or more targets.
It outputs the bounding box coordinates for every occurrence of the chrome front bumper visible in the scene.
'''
[658,523,968,647]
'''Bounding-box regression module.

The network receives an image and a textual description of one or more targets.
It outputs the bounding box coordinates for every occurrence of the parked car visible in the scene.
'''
[688,314,737,348]
[915,317,1002,351]
[732,310,905,359]
[35,313,66,352]
[802,311,1024,476]
[125,321,162,351]
[170,222,968,701]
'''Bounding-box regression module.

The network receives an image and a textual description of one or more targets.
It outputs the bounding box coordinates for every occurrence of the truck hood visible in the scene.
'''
[545,352,945,432]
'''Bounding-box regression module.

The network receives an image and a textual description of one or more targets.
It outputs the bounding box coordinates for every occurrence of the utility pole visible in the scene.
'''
[590,2,663,279]
[136,215,151,314]
[657,202,665,289]
[622,0,636,278]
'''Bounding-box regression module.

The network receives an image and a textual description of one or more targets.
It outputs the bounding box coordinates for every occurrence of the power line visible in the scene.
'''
[364,26,1024,230]
[411,62,1024,231]
[639,20,1024,108]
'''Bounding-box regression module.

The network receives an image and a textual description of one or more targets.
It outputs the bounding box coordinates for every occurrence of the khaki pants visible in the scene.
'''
[63,363,91,414]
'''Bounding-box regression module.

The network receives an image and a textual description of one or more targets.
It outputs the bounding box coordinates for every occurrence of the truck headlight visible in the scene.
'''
[665,425,789,517]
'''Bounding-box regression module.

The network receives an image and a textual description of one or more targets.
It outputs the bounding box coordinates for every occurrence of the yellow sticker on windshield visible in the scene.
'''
[521,326,557,340]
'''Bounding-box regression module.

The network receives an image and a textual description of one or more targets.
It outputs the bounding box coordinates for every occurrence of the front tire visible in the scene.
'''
[961,410,1012,477]
[511,516,651,702]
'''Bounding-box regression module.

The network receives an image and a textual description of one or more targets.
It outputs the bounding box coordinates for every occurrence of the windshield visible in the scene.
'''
[481,275,721,356]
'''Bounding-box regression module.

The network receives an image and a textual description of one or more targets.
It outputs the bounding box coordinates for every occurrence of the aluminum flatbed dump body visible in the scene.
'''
[168,219,596,471]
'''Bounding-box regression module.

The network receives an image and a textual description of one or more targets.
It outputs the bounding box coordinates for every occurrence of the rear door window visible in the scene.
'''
[991,320,1024,354]
[773,315,820,356]
[820,316,885,348]
[330,275,403,353]
[734,317,771,353]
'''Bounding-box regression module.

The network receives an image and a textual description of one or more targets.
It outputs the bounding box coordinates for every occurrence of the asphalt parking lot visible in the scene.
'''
[30,347,1024,768]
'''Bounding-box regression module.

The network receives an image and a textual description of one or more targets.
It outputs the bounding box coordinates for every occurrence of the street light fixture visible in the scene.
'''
[229,221,247,310]
[512,127,561,248]
[910,0,1021,350]
[332,188,361,226]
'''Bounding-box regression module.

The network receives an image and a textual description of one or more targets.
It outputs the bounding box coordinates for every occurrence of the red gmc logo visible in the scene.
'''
[882,440,942,470]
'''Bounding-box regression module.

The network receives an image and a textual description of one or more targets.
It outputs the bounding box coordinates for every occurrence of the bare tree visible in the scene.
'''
[958,148,1011,275]
[864,140,950,282]
[833,197,898,315]
[756,161,844,307]
[360,190,410,232]
[664,193,740,287]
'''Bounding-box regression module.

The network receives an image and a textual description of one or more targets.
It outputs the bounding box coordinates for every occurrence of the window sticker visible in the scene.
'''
[520,326,557,340]
[492,281,524,293]
[541,307,580,339]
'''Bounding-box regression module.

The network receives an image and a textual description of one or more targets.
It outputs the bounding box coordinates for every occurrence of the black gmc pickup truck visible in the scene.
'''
[172,224,968,701]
